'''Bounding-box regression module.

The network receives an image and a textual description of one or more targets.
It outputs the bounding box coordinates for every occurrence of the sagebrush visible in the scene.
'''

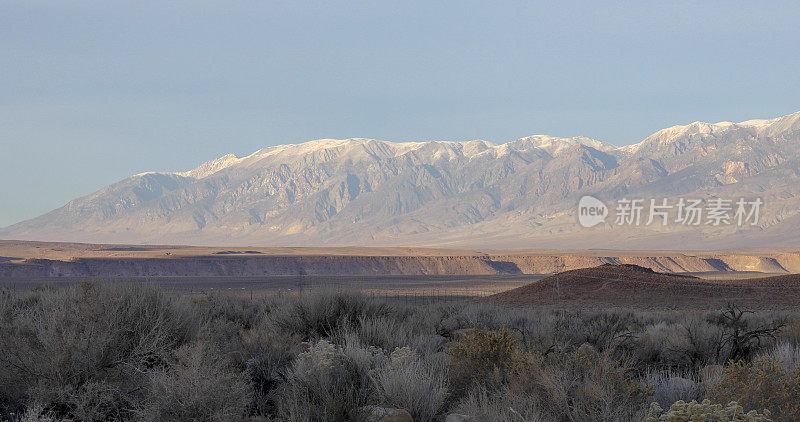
[0,283,798,421]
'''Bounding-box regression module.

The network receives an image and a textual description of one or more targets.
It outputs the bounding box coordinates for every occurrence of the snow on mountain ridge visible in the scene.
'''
[4,109,800,248]
[510,135,615,156]
[179,153,243,179]
[620,112,795,154]
[173,110,800,179]
[176,135,609,179]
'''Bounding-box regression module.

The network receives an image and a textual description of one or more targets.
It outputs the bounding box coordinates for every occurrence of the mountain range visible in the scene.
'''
[3,111,800,249]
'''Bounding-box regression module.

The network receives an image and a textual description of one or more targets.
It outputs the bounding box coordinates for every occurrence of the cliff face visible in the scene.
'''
[2,251,798,278]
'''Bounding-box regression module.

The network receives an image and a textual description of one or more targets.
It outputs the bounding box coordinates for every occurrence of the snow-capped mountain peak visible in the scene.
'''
[4,110,800,249]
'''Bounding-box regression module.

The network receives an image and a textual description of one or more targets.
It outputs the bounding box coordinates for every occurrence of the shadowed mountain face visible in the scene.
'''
[3,112,800,248]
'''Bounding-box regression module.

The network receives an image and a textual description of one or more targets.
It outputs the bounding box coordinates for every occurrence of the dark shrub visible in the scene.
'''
[0,281,198,420]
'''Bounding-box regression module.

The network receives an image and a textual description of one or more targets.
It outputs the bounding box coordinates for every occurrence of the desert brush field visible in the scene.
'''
[1,276,799,421]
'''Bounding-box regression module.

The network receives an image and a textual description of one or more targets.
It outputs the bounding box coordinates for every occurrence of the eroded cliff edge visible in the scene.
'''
[2,251,798,277]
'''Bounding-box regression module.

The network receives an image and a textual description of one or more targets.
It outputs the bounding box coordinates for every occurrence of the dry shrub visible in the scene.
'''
[277,338,384,421]
[136,341,252,421]
[356,314,412,349]
[355,313,446,355]
[194,293,264,329]
[525,346,652,421]
[447,328,520,372]
[708,356,800,421]
[267,289,395,339]
[0,282,198,420]
[453,385,544,422]
[446,327,538,393]
[576,311,638,353]
[665,316,726,369]
[646,399,772,421]
[451,330,650,421]
[636,322,680,367]
[710,304,785,363]
[776,319,800,346]
[643,369,704,408]
[371,350,449,422]
[11,402,66,422]
[762,343,800,371]
[240,325,302,416]
[2,287,798,421]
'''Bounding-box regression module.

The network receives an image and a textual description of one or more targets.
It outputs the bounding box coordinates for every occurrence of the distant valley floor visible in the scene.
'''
[1,240,799,310]
[2,240,800,278]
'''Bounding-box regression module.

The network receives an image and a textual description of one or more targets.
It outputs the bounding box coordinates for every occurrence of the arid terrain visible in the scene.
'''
[2,240,798,311]
[487,263,800,310]
[5,3,800,420]
[2,240,800,278]
[2,277,799,421]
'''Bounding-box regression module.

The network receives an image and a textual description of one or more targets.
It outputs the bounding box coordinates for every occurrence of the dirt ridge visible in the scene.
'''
[486,264,800,310]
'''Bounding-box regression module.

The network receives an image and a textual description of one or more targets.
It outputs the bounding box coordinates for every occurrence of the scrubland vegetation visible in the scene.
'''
[1,281,799,421]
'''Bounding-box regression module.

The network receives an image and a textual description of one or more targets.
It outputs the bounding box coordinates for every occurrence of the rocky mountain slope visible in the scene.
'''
[2,111,800,249]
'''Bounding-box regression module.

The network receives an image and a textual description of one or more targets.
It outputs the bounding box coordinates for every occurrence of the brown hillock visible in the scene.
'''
[486,264,800,310]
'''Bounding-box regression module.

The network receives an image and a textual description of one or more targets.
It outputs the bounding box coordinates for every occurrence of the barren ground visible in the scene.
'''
[1,241,799,310]
[486,264,800,310]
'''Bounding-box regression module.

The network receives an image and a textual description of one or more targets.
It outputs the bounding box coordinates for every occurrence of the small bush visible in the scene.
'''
[644,370,704,408]
[448,328,519,371]
[707,356,800,421]
[11,403,66,422]
[453,385,544,422]
[762,343,800,371]
[711,304,785,363]
[0,281,198,420]
[371,350,449,422]
[776,320,800,346]
[447,327,536,393]
[356,315,412,350]
[240,325,301,416]
[636,322,678,367]
[194,293,265,329]
[277,338,385,421]
[576,311,638,353]
[646,399,772,421]
[136,341,252,421]
[528,347,652,421]
[665,316,726,369]
[267,290,394,339]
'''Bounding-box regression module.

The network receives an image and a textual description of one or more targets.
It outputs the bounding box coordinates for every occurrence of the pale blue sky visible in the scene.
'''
[2,1,800,227]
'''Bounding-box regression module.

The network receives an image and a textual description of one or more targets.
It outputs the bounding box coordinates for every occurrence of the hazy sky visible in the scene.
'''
[2,1,800,227]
